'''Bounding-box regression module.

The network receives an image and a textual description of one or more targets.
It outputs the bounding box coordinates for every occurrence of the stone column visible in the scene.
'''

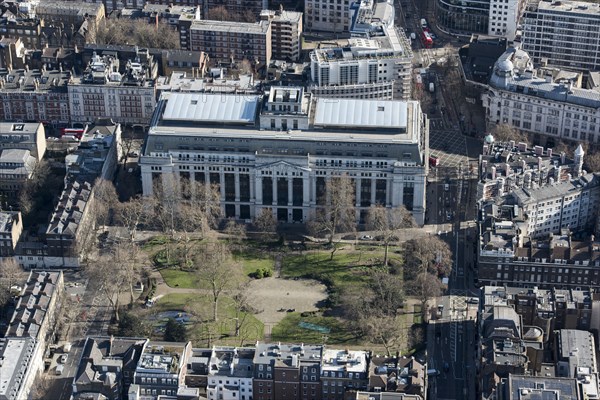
[355,177,361,207]
[141,169,153,196]
[391,176,403,207]
[273,176,278,207]
[385,179,391,206]
[302,177,310,206]
[219,170,225,201]
[370,178,376,205]
[234,172,240,202]
[288,177,293,206]
[311,175,317,206]
[254,174,263,204]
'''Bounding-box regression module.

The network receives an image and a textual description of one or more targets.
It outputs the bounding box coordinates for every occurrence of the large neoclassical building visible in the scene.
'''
[140,87,429,225]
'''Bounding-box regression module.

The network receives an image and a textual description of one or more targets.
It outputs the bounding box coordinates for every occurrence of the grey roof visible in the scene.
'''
[489,48,600,109]
[314,98,408,129]
[511,173,598,205]
[254,342,323,366]
[162,93,260,124]
[557,330,596,374]
[0,337,36,400]
[0,212,18,233]
[0,148,31,164]
[536,0,600,17]
[74,336,148,398]
[0,122,41,136]
[190,20,270,35]
[35,1,104,17]
[508,375,580,400]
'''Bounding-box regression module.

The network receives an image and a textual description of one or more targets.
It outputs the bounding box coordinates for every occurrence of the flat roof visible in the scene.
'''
[537,0,600,16]
[0,122,41,135]
[162,93,260,124]
[0,338,35,399]
[314,98,408,129]
[190,20,270,35]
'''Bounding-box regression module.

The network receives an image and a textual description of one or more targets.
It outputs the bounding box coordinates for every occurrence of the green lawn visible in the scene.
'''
[234,250,275,277]
[154,293,198,311]
[281,249,396,291]
[158,269,199,289]
[158,249,275,288]
[271,313,361,344]
[152,293,264,345]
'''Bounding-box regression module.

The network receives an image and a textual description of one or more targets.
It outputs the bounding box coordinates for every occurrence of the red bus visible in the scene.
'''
[421,31,433,48]
[429,155,440,167]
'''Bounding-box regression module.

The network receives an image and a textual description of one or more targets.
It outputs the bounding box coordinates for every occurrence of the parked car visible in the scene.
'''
[58,354,68,364]
[360,235,373,240]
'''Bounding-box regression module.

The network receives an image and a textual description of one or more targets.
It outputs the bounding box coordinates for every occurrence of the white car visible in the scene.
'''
[360,235,374,240]
[58,354,68,364]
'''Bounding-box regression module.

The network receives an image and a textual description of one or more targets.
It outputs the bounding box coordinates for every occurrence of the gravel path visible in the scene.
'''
[245,277,328,325]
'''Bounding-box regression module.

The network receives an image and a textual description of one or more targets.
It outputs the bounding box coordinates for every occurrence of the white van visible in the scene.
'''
[56,364,64,376]
[421,18,428,27]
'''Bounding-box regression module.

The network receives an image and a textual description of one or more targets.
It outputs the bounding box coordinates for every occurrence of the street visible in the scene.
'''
[39,271,114,400]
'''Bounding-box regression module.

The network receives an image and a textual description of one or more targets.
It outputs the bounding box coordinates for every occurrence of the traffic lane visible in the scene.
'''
[432,321,458,399]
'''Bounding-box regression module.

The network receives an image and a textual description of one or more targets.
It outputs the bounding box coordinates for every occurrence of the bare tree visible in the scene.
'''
[95,18,180,49]
[403,236,453,279]
[224,219,247,256]
[207,5,231,21]
[0,259,23,307]
[362,313,404,357]
[408,271,446,322]
[93,178,118,229]
[369,269,405,316]
[118,242,144,305]
[176,181,222,265]
[151,180,179,264]
[254,208,277,237]
[366,205,416,266]
[118,196,149,242]
[308,174,356,260]
[230,283,259,344]
[238,59,254,76]
[582,145,600,173]
[118,136,136,166]
[490,124,528,144]
[17,159,51,217]
[193,242,241,321]
[86,252,127,322]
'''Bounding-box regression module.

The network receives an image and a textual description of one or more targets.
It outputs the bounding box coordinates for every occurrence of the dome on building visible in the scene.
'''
[485,133,495,144]
[496,59,514,73]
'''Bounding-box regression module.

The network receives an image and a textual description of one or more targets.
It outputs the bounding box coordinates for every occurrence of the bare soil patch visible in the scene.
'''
[245,277,328,325]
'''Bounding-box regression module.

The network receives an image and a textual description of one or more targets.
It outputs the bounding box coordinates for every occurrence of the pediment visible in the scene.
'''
[256,160,310,176]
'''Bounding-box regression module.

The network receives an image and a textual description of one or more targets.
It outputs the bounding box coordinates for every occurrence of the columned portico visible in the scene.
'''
[140,92,430,227]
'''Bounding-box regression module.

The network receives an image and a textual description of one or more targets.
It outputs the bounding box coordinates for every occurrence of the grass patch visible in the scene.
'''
[281,249,394,291]
[271,313,360,345]
[159,268,200,289]
[412,304,423,324]
[152,243,276,288]
[152,293,264,345]
[234,251,275,277]
[143,236,171,251]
